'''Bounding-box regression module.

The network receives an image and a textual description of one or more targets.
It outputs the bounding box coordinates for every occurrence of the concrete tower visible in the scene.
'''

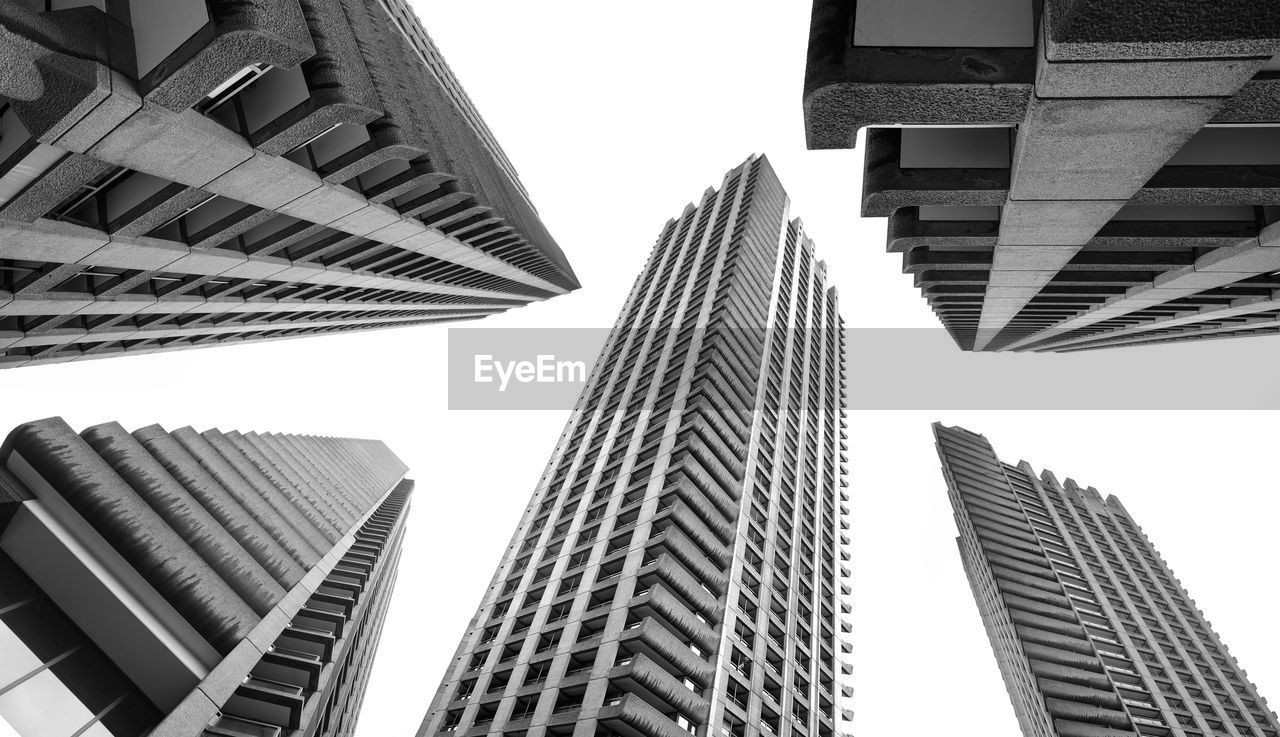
[936,423,1280,737]
[418,156,852,737]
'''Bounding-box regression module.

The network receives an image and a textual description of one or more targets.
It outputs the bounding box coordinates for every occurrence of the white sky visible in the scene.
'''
[0,2,1276,736]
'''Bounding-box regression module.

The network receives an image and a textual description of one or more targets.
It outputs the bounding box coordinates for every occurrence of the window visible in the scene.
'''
[566,650,597,677]
[442,709,464,731]
[486,671,511,694]
[510,695,539,721]
[547,601,573,623]
[524,661,552,686]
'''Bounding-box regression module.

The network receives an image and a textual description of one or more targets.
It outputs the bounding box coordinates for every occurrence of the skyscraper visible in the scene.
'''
[0,0,577,369]
[0,417,412,737]
[935,423,1280,737]
[804,0,1280,352]
[418,156,851,737]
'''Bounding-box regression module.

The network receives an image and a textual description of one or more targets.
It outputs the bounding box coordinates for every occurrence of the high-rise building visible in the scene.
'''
[0,417,412,737]
[0,0,578,369]
[935,423,1280,737]
[804,0,1280,352]
[417,156,852,737]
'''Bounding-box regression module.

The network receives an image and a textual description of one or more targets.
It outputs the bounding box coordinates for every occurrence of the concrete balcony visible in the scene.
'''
[618,619,715,685]
[1002,592,1080,626]
[628,585,718,654]
[1024,643,1109,675]
[981,540,1055,572]
[640,554,722,623]
[684,410,748,472]
[597,693,697,737]
[1052,719,1139,737]
[608,652,709,722]
[1000,580,1075,609]
[652,501,731,565]
[665,458,738,516]
[1015,624,1095,656]
[1044,699,1132,731]
[648,526,728,595]
[675,440,742,499]
[989,564,1064,593]
[1008,609,1088,640]
[659,477,734,542]
[1027,656,1113,691]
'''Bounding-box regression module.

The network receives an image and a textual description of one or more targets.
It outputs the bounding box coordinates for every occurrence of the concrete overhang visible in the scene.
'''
[0,450,220,711]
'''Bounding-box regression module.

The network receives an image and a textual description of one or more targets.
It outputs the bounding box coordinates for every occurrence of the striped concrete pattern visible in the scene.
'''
[1,416,407,656]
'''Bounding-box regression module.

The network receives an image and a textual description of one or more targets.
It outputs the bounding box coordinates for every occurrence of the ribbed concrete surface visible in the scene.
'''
[1,416,408,659]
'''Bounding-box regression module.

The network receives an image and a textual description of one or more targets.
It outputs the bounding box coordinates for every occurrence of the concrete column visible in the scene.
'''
[974,2,1280,349]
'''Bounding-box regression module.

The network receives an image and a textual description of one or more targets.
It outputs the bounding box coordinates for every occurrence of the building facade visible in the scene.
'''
[805,0,1280,352]
[0,417,412,737]
[0,0,577,369]
[418,156,852,737]
[935,423,1280,737]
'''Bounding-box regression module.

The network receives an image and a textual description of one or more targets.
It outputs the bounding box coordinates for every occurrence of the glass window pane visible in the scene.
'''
[0,621,43,688]
[0,668,95,737]
[1,599,81,663]
[96,693,160,737]
[0,555,39,611]
[47,648,123,716]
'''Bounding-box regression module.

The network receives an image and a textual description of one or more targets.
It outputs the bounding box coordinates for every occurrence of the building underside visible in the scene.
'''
[805,0,1280,352]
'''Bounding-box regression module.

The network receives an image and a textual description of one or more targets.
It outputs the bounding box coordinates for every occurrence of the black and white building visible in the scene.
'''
[0,0,577,368]
[418,156,852,737]
[0,417,412,736]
